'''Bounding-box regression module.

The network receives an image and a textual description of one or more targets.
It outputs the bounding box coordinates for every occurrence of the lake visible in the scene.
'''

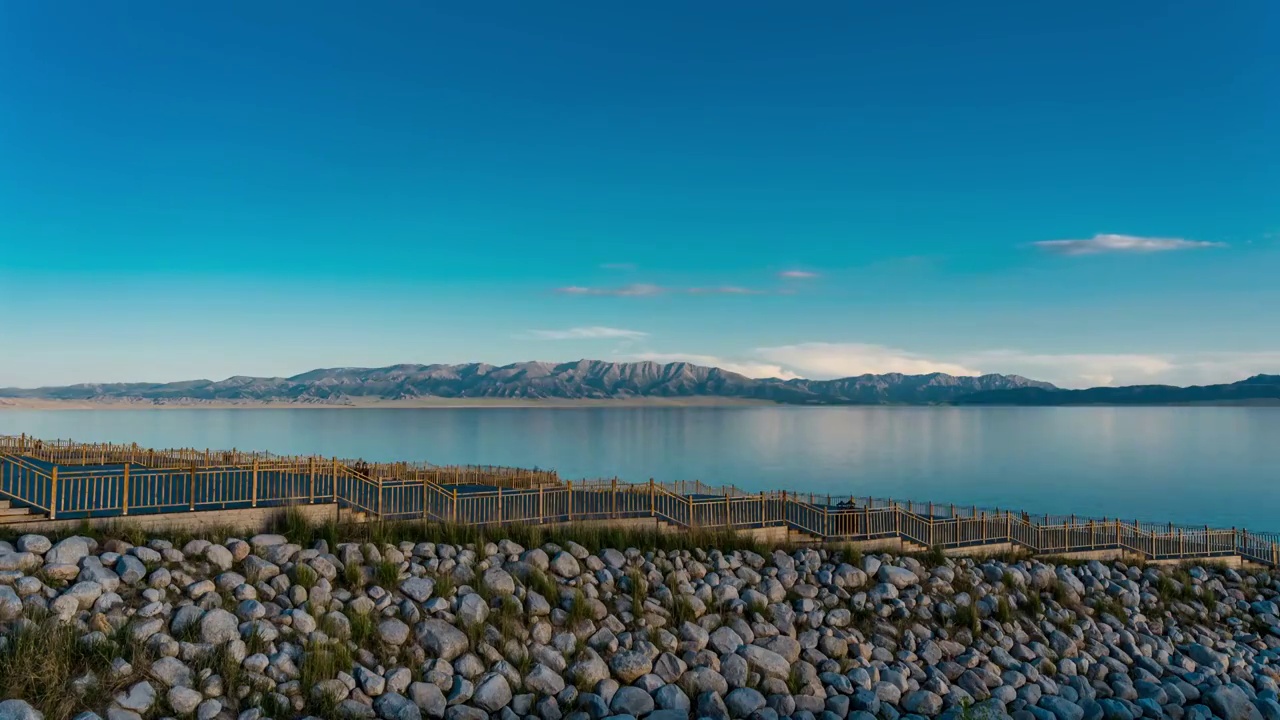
[0,406,1276,530]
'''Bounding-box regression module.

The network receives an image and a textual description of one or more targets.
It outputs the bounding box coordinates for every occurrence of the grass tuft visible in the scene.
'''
[375,560,401,589]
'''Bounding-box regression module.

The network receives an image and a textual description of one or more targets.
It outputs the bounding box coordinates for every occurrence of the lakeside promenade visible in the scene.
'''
[0,434,1275,567]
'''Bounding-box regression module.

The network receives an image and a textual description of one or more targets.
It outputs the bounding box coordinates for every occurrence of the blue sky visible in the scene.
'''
[1,2,1276,388]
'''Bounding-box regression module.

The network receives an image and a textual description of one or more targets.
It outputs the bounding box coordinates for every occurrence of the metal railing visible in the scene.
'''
[0,435,1275,567]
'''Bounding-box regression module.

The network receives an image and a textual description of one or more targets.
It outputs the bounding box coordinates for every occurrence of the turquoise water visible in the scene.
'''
[0,406,1276,530]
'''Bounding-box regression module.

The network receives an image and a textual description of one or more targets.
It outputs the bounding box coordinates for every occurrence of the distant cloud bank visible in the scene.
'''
[556,284,769,296]
[1033,233,1226,256]
[632,343,1280,389]
[526,327,648,340]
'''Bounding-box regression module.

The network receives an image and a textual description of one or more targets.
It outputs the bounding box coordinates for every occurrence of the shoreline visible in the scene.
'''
[0,397,779,410]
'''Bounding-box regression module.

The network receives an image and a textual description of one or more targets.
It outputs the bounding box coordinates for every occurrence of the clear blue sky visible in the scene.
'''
[1,2,1276,388]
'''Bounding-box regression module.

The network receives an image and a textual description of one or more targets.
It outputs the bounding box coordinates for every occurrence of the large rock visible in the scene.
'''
[167,688,202,716]
[379,618,411,646]
[375,693,423,720]
[115,556,146,584]
[1205,685,1264,720]
[114,681,157,714]
[457,593,488,626]
[549,552,580,578]
[408,682,446,719]
[725,688,766,718]
[15,535,50,555]
[46,536,93,565]
[0,586,22,620]
[198,609,239,645]
[0,552,39,572]
[1039,696,1085,720]
[524,664,566,696]
[480,567,515,596]
[568,649,610,688]
[609,649,653,684]
[708,627,744,654]
[249,533,287,549]
[877,564,918,589]
[400,577,435,603]
[611,686,655,717]
[902,690,943,716]
[739,645,789,678]
[1187,643,1230,675]
[418,619,469,661]
[0,700,42,720]
[471,673,512,713]
[150,657,193,688]
[204,544,233,571]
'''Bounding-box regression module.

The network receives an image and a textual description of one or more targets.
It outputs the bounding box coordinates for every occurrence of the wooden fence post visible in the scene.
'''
[122,463,130,516]
[452,488,458,524]
[251,459,259,507]
[649,479,655,517]
[309,458,316,505]
[422,477,429,520]
[567,481,573,522]
[189,464,197,511]
[497,486,503,525]
[539,485,545,522]
[50,465,58,520]
[612,477,617,519]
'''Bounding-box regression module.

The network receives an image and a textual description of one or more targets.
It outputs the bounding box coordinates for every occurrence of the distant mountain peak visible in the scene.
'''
[0,361,1055,405]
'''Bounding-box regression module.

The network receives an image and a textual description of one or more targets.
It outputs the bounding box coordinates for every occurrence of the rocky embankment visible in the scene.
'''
[0,531,1277,720]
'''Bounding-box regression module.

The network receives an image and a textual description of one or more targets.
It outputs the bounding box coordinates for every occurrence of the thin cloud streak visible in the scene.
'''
[555,284,664,297]
[1033,233,1227,256]
[778,270,819,279]
[686,286,765,295]
[556,284,770,296]
[525,327,649,340]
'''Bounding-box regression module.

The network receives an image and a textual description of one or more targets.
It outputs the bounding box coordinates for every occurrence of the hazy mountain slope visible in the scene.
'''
[0,361,1054,405]
[953,375,1280,405]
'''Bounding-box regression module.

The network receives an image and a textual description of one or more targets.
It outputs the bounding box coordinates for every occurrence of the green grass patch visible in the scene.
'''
[375,560,401,588]
[349,612,374,646]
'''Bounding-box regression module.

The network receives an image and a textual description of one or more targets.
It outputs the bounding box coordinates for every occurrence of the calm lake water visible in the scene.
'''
[1,407,1276,530]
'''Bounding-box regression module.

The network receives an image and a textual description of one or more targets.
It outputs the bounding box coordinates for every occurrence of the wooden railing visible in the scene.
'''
[0,435,1276,567]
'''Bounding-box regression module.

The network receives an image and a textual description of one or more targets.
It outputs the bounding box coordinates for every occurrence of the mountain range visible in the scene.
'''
[0,360,1276,406]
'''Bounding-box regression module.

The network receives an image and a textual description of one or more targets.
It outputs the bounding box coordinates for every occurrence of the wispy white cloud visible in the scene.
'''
[1033,233,1227,256]
[525,327,649,341]
[778,270,819,279]
[630,352,800,380]
[686,286,765,295]
[640,343,1280,388]
[756,343,982,378]
[556,284,665,297]
[556,284,770,297]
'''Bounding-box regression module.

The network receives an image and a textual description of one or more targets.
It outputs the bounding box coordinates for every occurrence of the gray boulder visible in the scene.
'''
[1204,685,1263,720]
[0,700,43,720]
[375,692,424,720]
[419,619,469,661]
[611,687,655,717]
[472,673,513,713]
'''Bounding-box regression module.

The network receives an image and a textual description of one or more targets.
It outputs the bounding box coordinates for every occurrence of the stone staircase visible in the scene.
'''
[0,499,42,525]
